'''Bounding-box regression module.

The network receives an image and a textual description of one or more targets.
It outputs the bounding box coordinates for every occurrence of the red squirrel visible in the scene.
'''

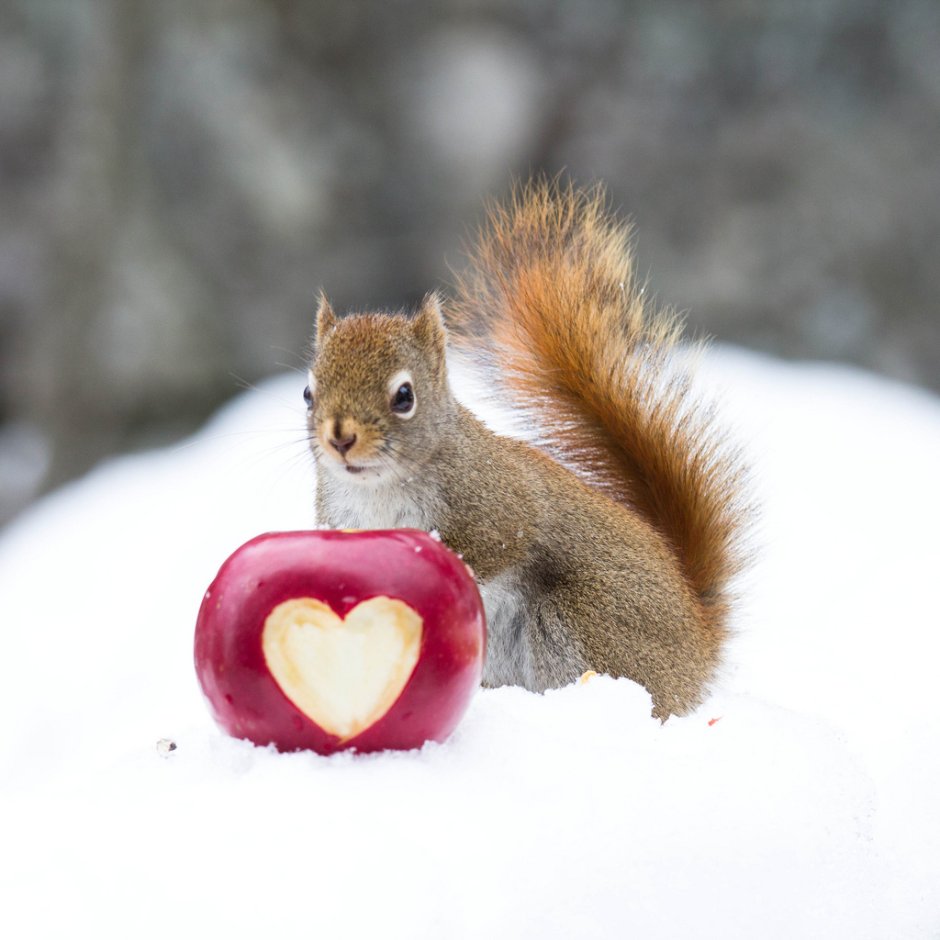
[305,180,749,717]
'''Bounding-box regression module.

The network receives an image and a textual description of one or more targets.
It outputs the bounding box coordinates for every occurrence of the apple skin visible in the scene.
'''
[194,529,486,754]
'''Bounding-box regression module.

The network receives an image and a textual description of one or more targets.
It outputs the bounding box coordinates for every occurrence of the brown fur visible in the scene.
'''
[449,179,750,634]
[308,181,751,717]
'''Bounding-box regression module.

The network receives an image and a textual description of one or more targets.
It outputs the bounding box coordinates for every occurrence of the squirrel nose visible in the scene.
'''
[328,433,357,457]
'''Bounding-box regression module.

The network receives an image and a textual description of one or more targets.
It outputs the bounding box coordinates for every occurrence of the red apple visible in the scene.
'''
[194,529,486,754]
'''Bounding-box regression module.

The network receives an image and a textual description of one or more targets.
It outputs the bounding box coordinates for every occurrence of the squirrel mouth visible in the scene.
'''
[344,464,364,475]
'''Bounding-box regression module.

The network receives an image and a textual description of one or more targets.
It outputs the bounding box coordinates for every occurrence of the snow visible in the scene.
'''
[2,349,939,939]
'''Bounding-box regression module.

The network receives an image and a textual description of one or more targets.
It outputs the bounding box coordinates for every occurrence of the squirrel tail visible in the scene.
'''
[448,178,750,632]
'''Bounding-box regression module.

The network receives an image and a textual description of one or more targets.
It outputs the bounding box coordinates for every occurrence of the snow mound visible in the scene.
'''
[1,350,938,939]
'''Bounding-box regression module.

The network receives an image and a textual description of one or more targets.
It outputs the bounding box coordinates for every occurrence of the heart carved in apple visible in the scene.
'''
[194,529,486,754]
[262,596,423,742]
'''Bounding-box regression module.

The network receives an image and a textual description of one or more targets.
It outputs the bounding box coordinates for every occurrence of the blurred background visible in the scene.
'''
[1,0,938,526]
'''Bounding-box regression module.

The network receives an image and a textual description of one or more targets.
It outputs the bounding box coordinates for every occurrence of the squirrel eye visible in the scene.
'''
[303,385,314,409]
[390,382,415,415]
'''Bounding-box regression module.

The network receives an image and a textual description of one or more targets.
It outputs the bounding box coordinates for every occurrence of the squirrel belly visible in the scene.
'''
[307,180,750,718]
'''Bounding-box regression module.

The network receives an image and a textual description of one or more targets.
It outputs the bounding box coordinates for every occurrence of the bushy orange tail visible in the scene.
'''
[448,179,749,629]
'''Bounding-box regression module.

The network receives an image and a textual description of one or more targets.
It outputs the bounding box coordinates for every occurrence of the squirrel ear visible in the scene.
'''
[315,291,338,339]
[412,292,447,356]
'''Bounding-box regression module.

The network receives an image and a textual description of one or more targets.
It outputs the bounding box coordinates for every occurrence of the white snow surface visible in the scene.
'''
[1,349,939,939]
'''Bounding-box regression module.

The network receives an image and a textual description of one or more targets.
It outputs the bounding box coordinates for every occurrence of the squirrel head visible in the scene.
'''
[307,292,455,485]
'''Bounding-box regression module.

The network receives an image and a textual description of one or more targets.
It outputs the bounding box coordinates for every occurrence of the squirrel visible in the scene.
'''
[305,179,749,718]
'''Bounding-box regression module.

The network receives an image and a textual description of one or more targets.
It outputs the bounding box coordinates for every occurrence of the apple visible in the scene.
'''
[194,529,486,754]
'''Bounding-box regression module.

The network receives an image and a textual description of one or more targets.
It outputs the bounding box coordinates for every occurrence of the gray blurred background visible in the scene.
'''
[1,0,938,526]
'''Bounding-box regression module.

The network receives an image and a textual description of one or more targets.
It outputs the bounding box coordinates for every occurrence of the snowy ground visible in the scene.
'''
[1,348,938,939]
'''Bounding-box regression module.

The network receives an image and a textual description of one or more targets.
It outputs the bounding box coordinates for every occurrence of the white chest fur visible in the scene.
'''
[317,471,434,531]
